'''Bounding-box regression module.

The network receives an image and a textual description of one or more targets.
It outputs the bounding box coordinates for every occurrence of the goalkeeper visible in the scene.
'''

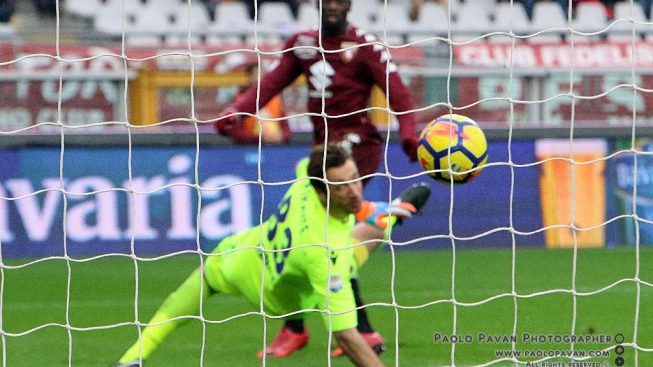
[115,145,430,367]
[216,0,420,357]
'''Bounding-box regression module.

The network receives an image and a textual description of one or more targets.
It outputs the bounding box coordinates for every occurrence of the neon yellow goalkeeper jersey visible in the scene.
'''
[204,171,357,332]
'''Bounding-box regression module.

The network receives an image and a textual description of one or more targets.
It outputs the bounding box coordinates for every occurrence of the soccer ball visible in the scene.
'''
[417,114,488,184]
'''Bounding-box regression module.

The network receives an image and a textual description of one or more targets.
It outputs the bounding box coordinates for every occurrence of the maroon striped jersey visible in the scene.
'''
[230,25,417,149]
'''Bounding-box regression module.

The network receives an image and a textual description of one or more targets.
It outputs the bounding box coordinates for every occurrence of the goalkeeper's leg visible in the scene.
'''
[118,268,213,364]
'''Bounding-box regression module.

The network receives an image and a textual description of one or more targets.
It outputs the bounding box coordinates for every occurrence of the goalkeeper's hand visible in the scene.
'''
[355,200,416,231]
[214,107,241,137]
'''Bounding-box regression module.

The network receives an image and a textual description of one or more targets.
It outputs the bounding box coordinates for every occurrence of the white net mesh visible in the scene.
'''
[1,0,652,366]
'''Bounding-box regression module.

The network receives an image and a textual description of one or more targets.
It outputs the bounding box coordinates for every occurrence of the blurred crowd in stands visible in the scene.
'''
[225,0,653,22]
[407,0,653,22]
[502,0,650,19]
[0,0,653,39]
[227,0,653,22]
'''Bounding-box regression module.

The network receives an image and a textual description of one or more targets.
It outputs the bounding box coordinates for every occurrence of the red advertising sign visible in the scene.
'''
[455,41,653,69]
[448,41,653,127]
[0,44,129,132]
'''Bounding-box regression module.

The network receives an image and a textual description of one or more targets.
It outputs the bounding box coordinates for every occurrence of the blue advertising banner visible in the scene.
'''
[386,140,544,250]
[607,139,653,246]
[0,142,544,259]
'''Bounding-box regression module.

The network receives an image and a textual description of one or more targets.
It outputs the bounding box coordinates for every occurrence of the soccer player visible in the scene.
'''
[216,0,420,357]
[115,145,431,367]
[216,0,418,178]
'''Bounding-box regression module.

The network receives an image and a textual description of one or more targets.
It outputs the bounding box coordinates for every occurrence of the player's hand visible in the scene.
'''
[401,136,418,162]
[215,107,241,137]
[355,201,415,230]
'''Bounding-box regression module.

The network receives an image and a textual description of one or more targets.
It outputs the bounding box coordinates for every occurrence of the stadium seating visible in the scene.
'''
[528,1,568,43]
[207,1,315,44]
[407,2,450,43]
[206,2,254,45]
[93,4,136,37]
[156,0,190,12]
[373,3,414,44]
[78,0,652,47]
[258,2,298,37]
[69,0,143,18]
[129,5,167,45]
[609,1,648,40]
[66,0,106,18]
[0,22,12,38]
[452,3,493,42]
[297,3,319,30]
[348,0,378,30]
[491,2,531,40]
[164,3,211,46]
[461,0,497,16]
[614,1,648,22]
[571,1,608,42]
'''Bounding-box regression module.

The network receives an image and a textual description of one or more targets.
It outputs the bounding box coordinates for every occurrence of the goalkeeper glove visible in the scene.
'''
[355,200,416,231]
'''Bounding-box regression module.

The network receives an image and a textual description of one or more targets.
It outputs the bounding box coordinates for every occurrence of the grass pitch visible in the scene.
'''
[3,246,652,366]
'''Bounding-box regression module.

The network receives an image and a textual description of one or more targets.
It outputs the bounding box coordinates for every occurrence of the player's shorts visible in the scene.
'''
[327,129,383,183]
[202,229,326,319]
[351,140,383,184]
[203,228,272,308]
[203,228,357,331]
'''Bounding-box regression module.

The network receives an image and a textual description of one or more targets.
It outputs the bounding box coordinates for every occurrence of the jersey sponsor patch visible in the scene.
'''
[294,35,318,59]
[329,274,343,292]
[340,42,358,63]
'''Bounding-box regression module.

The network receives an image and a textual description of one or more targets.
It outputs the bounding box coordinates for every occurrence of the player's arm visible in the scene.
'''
[364,41,419,161]
[334,328,385,367]
[302,243,383,365]
[226,96,292,145]
[230,54,301,114]
[216,37,303,138]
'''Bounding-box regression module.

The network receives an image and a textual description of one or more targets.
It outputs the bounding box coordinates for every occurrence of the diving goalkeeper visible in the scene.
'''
[115,144,431,367]
[216,0,420,356]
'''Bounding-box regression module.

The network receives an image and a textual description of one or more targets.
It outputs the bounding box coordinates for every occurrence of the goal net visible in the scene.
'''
[1,0,652,366]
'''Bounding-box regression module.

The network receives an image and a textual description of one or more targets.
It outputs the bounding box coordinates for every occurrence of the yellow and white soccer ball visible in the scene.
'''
[417,114,488,184]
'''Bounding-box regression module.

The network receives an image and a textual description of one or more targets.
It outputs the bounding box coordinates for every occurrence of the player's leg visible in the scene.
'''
[347,132,383,185]
[117,267,214,364]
